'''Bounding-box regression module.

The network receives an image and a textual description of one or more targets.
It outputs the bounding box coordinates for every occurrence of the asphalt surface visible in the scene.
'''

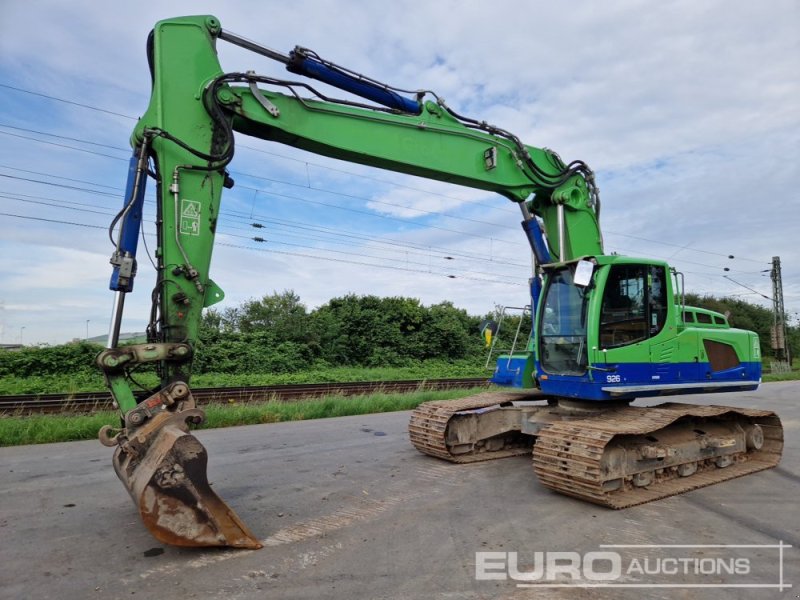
[1,382,798,600]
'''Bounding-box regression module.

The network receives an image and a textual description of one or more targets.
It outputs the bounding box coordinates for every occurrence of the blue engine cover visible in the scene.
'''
[536,360,761,401]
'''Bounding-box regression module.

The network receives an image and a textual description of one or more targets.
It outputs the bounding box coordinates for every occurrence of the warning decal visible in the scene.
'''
[180,199,201,236]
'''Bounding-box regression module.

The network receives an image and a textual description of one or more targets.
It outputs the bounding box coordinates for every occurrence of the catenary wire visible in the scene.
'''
[0,84,771,266]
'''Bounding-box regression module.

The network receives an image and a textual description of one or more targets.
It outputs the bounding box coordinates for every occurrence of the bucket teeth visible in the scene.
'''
[113,410,261,549]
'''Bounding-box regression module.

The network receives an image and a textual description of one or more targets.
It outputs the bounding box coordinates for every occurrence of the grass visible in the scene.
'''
[0,411,118,446]
[0,386,488,447]
[762,363,800,382]
[1,357,796,447]
[0,360,489,395]
[2,358,795,396]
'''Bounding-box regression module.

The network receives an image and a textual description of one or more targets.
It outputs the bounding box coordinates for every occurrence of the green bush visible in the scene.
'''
[6,291,790,390]
[0,341,102,378]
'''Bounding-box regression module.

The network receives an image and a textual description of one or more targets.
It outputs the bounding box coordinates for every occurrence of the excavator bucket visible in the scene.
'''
[111,410,262,549]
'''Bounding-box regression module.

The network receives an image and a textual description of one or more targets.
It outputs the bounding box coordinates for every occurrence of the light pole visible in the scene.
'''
[20,326,25,346]
[86,319,90,341]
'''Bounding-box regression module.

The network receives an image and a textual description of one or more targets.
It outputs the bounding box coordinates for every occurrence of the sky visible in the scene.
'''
[0,0,798,345]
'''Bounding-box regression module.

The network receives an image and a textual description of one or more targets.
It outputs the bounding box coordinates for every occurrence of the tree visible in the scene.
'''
[423,301,483,360]
[237,290,309,343]
[310,295,482,366]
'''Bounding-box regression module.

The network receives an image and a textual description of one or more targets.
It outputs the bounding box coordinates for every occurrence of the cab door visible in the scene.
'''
[596,264,668,385]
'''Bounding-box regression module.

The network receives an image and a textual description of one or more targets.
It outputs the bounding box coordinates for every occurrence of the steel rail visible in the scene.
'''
[0,378,489,414]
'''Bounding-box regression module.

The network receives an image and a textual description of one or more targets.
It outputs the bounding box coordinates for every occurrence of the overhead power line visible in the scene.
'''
[0,212,107,229]
[233,167,516,227]
[0,83,772,267]
[221,211,531,267]
[10,188,719,282]
[216,241,525,287]
[0,211,524,288]
[0,163,122,190]
[0,172,119,197]
[722,275,771,300]
[0,123,130,151]
[0,174,528,270]
[237,142,517,214]
[0,84,516,214]
[0,129,129,161]
[0,161,769,279]
[0,122,520,235]
[0,83,137,120]
[603,231,766,264]
[0,186,525,275]
[0,162,521,249]
[0,192,117,216]
[218,229,522,282]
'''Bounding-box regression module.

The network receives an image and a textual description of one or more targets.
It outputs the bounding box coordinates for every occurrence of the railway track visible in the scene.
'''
[0,377,489,414]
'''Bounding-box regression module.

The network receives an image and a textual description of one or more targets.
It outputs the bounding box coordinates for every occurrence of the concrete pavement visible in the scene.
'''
[1,382,798,599]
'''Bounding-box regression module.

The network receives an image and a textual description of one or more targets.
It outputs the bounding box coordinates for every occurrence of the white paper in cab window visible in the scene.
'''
[573,260,594,287]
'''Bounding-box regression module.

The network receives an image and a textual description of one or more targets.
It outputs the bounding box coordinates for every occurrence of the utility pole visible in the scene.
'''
[770,256,790,368]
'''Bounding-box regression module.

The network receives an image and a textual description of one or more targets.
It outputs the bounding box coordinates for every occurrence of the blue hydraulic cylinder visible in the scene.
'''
[521,219,552,265]
[109,151,147,292]
[529,274,542,317]
[287,54,421,114]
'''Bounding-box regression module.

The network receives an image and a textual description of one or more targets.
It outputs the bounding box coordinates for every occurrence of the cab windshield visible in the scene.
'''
[539,268,588,375]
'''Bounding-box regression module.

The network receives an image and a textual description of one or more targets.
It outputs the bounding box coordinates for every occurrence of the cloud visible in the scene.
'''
[0,0,797,344]
[365,184,497,219]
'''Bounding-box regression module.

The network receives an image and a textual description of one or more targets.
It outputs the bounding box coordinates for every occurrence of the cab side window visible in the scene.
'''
[648,266,667,336]
[600,265,667,349]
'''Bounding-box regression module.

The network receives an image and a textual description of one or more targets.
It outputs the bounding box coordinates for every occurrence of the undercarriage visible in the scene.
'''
[409,392,783,508]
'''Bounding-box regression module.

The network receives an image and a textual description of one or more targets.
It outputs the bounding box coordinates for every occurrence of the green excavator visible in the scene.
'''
[97,15,782,548]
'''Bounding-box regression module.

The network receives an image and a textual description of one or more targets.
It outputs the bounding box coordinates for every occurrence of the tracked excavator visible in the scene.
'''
[97,15,783,549]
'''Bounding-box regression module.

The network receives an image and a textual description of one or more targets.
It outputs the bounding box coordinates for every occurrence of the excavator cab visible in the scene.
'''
[492,256,760,400]
[531,257,761,400]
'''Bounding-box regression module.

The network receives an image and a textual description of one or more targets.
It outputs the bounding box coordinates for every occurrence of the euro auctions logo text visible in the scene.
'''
[475,543,792,591]
[475,551,750,582]
[477,551,621,582]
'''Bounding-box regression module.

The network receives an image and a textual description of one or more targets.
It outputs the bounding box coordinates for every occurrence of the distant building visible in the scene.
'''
[80,332,147,345]
[0,344,23,351]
